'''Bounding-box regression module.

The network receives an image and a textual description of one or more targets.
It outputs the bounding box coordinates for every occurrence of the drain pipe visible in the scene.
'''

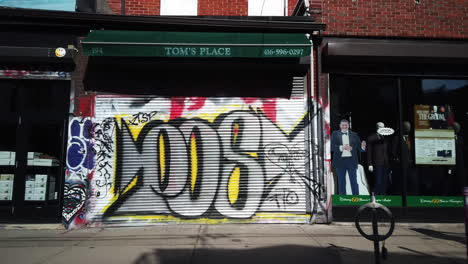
[307,33,325,223]
[310,36,320,223]
[303,0,323,223]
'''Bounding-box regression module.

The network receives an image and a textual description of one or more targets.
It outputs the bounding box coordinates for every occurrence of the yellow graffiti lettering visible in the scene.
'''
[190,133,198,194]
[228,167,241,205]
[246,152,258,158]
[101,174,140,213]
[123,175,139,195]
[106,213,311,224]
[159,133,166,182]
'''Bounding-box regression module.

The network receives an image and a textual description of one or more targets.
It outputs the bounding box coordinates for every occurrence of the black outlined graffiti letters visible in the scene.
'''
[93,117,115,198]
[102,110,307,219]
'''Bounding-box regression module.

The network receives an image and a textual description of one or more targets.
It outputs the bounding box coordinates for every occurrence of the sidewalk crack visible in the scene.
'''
[32,227,104,264]
[298,225,324,247]
[189,225,203,264]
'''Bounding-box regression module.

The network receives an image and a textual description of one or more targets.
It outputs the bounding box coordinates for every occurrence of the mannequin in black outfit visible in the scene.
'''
[394,121,418,195]
[367,122,391,195]
[447,122,466,195]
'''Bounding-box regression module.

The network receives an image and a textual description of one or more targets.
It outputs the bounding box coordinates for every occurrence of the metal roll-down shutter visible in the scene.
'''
[88,77,309,225]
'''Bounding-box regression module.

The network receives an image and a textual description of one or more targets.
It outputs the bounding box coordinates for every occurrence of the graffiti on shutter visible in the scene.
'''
[65,93,314,227]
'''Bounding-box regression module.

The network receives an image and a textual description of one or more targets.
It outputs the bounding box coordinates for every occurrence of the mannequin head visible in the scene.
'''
[376,122,385,130]
[403,121,411,134]
[453,122,461,134]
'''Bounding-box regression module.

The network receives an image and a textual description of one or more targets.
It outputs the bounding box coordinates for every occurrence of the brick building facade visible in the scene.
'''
[309,0,467,39]
[1,0,466,227]
[301,0,468,218]
[99,0,468,40]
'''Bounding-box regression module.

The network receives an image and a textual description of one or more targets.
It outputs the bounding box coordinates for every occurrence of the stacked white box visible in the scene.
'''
[35,174,48,184]
[24,185,35,201]
[0,174,14,200]
[34,174,47,200]
[25,174,35,201]
[0,152,15,166]
[25,180,35,188]
[1,174,14,181]
[0,159,11,166]
[33,159,60,167]
[26,152,59,167]
[35,181,46,189]
[27,152,41,160]
[0,152,11,159]
[0,182,12,200]
[33,187,46,200]
[0,180,12,188]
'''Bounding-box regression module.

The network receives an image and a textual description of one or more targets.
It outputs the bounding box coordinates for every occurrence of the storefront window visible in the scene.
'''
[401,78,468,202]
[330,75,467,208]
[0,81,17,208]
[330,76,402,206]
[0,80,68,220]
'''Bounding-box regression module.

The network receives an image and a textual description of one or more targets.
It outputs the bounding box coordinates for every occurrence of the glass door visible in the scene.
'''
[0,80,69,222]
[15,117,66,220]
[0,80,19,220]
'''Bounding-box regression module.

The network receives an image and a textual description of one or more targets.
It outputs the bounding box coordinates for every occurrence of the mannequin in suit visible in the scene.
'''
[448,122,466,195]
[367,122,392,195]
[393,121,418,195]
[331,119,366,195]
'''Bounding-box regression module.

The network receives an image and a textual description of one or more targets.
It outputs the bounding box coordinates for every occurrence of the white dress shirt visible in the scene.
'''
[340,131,352,157]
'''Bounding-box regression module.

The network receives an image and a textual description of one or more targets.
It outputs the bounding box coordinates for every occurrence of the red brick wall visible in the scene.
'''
[288,0,298,15]
[107,0,121,14]
[318,0,468,39]
[198,0,247,16]
[106,0,160,15]
[308,0,322,16]
[126,0,160,15]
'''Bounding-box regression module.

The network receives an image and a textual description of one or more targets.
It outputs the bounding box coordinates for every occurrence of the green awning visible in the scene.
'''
[81,30,311,58]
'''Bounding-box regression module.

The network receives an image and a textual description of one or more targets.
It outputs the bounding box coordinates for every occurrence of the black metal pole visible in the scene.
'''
[397,78,407,207]
[312,34,325,201]
[121,0,125,15]
[372,207,380,264]
[464,187,468,260]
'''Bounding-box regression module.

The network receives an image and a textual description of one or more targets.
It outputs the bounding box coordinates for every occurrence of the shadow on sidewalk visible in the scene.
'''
[410,228,466,245]
[133,244,466,264]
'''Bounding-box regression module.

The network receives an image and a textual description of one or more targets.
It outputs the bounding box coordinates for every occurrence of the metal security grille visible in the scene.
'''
[89,79,308,225]
[292,76,306,97]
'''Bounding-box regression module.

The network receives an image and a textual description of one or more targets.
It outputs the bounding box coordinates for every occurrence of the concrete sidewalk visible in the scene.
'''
[0,223,466,264]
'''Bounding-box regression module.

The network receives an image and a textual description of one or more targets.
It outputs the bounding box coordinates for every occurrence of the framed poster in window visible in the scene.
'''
[414,105,456,165]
